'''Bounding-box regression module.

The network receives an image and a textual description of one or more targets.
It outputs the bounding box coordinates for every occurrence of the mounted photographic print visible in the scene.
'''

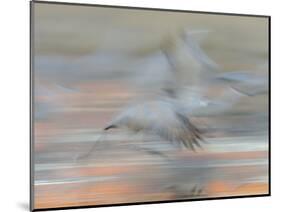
[30,1,270,211]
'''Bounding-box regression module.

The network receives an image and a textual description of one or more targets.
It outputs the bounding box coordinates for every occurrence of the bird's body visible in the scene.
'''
[104,98,203,151]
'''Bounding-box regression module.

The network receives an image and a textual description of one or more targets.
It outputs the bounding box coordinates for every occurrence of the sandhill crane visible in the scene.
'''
[78,29,267,160]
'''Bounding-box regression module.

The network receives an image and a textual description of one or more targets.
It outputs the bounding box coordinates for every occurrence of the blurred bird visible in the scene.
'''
[159,29,268,115]
[79,29,268,159]
[156,30,238,116]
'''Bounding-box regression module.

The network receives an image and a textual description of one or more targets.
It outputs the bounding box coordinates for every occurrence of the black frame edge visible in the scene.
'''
[32,0,270,18]
[32,194,270,212]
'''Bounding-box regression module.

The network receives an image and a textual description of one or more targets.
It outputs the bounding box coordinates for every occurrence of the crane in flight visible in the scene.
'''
[77,29,267,160]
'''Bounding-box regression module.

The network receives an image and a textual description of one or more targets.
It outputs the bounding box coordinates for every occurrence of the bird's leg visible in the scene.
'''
[123,131,170,160]
[126,144,171,161]
[76,132,107,161]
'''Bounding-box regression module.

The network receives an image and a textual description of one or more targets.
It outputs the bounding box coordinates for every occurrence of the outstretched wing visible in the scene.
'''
[181,29,220,73]
[214,71,268,96]
[174,110,204,151]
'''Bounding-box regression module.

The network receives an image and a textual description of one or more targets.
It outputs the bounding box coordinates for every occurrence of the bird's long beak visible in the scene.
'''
[104,125,117,131]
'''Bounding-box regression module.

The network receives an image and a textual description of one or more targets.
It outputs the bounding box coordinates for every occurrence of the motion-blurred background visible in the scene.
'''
[33,2,269,209]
